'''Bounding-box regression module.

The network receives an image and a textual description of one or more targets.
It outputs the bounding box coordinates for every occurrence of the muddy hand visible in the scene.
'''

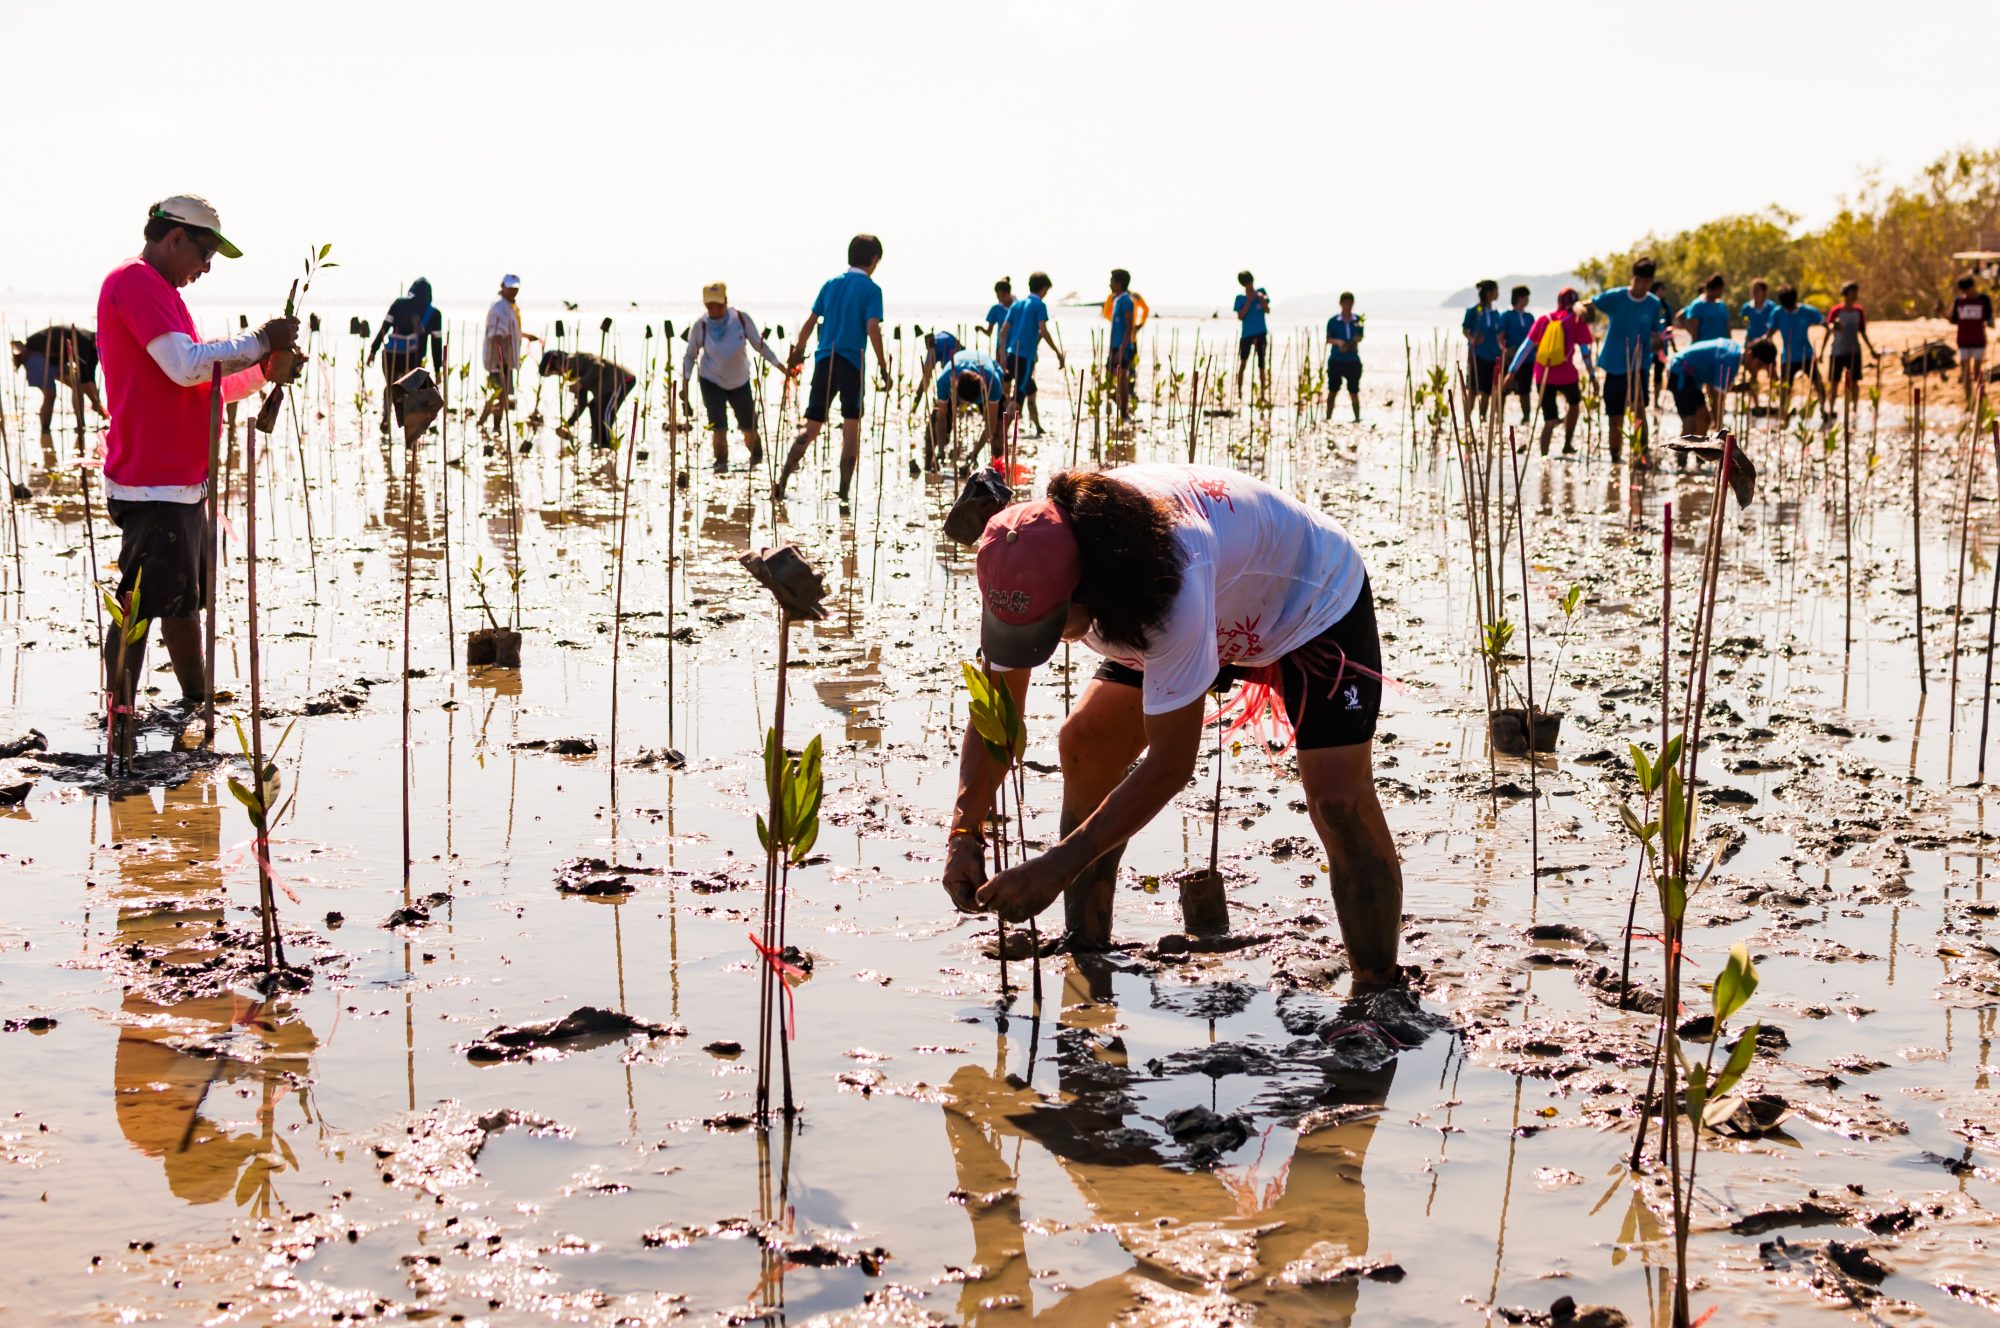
[942,835,987,914]
[260,316,301,355]
[976,851,1070,924]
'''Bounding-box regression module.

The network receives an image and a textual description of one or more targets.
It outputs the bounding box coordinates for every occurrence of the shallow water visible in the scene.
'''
[1,341,1997,1326]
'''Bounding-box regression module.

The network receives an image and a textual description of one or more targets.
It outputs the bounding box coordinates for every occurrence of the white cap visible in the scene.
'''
[501,274,521,290]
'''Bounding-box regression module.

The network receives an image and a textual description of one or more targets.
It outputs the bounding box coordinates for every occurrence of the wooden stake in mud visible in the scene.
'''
[203,365,224,744]
[1949,413,1990,746]
[609,396,642,804]
[244,417,286,978]
[1912,387,1927,692]
[400,411,417,887]
[1979,425,2000,785]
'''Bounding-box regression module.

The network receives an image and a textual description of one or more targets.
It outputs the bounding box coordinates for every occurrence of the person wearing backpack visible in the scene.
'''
[681,281,791,473]
[1504,287,1594,457]
[366,278,443,436]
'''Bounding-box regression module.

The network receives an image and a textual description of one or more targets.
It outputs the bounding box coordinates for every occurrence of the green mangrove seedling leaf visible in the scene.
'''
[790,816,819,864]
[1619,803,1649,842]
[227,778,264,819]
[1714,944,1758,1023]
[1713,1024,1759,1099]
[755,815,770,853]
[1629,744,1654,795]
[1684,1062,1708,1122]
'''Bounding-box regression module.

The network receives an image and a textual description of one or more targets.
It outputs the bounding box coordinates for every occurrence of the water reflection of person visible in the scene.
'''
[940,955,1395,1323]
[109,780,317,1209]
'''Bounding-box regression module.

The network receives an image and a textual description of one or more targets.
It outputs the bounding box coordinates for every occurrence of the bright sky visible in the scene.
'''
[9,0,1999,318]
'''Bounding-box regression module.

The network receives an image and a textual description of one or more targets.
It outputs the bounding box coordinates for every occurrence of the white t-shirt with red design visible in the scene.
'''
[1082,464,1367,714]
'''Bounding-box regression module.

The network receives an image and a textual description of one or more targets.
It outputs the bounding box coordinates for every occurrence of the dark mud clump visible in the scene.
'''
[463,1005,684,1063]
[0,728,48,758]
[555,855,663,897]
[510,736,599,757]
[384,891,452,928]
[1161,1105,1251,1166]
[34,744,236,796]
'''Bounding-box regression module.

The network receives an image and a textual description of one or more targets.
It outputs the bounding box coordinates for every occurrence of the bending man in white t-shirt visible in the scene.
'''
[944,463,1405,991]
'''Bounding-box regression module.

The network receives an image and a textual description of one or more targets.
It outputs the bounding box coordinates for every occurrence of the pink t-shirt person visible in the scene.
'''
[97,257,261,491]
[1517,311,1594,387]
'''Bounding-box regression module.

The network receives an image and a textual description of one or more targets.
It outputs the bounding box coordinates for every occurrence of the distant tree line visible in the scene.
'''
[1577,146,2000,318]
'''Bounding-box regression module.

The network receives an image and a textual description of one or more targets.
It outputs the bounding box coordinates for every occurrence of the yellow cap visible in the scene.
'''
[702,281,728,306]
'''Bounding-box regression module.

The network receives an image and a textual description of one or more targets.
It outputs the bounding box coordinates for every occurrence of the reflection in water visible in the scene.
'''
[108,781,318,1211]
[941,955,1395,1323]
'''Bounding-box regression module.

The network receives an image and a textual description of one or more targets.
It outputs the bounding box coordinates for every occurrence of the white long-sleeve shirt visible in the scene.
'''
[681,308,785,391]
[102,330,269,502]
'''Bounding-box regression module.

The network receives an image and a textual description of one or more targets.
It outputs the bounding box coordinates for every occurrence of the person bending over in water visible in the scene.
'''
[925,337,1010,472]
[943,463,1405,991]
[366,277,444,436]
[1667,335,1774,440]
[539,349,636,450]
[11,324,106,438]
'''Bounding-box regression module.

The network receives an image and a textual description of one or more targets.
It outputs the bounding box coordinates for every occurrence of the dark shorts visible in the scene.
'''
[1003,351,1037,397]
[1326,359,1362,393]
[108,498,208,620]
[1829,350,1863,385]
[1538,380,1581,421]
[1603,370,1635,420]
[1669,373,1708,419]
[1091,577,1383,750]
[1111,343,1138,370]
[1507,364,1531,402]
[381,348,419,385]
[1782,358,1822,385]
[699,377,757,432]
[806,354,865,422]
[1239,333,1268,366]
[1469,357,1498,393]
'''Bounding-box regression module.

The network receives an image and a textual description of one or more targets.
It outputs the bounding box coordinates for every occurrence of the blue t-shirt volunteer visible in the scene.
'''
[1741,300,1779,341]
[1235,289,1270,339]
[1463,304,1503,362]
[1498,308,1536,367]
[1773,306,1821,364]
[811,268,884,366]
[936,350,1005,403]
[1325,312,1364,364]
[1669,337,1742,388]
[1680,297,1732,344]
[1110,292,1137,353]
[1005,295,1048,362]
[1592,286,1667,377]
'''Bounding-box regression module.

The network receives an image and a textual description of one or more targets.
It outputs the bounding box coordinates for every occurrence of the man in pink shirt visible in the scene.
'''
[97,195,296,750]
[1502,286,1595,457]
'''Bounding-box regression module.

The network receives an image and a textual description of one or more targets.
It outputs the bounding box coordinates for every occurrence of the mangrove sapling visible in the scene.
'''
[962,662,1040,1005]
[739,543,828,1121]
[754,728,823,1120]
[102,572,150,775]
[1540,584,1584,716]
[466,556,523,667]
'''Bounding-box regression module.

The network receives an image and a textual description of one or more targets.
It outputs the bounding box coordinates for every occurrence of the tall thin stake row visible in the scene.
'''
[1979,424,2000,785]
[1912,388,1927,692]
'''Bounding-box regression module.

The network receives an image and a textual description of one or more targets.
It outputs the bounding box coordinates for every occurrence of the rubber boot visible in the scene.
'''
[1058,809,1124,951]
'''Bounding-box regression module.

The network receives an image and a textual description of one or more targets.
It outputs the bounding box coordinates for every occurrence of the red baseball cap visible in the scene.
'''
[976,499,1080,669]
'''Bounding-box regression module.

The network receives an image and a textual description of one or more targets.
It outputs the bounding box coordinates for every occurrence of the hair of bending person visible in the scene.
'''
[1046,468,1185,653]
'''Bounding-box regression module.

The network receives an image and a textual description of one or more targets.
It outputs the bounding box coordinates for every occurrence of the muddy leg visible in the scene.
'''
[836,418,861,503]
[1055,679,1147,950]
[711,428,729,472]
[1299,742,1403,986]
[772,422,820,500]
[160,618,205,702]
[39,386,56,436]
[103,622,147,764]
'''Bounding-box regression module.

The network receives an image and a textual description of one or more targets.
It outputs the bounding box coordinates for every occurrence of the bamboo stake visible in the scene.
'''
[1913,387,1927,692]
[1980,425,2000,786]
[203,365,223,744]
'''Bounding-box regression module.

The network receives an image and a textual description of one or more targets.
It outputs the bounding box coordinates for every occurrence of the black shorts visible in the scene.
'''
[1239,333,1268,366]
[1003,352,1037,397]
[699,377,757,432]
[1603,370,1635,419]
[1507,365,1531,402]
[1469,357,1498,393]
[1782,359,1822,386]
[1538,380,1581,421]
[805,354,865,422]
[1091,577,1382,750]
[1829,351,1862,386]
[381,348,419,384]
[1326,359,1362,393]
[108,498,208,620]
[1669,374,1708,419]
